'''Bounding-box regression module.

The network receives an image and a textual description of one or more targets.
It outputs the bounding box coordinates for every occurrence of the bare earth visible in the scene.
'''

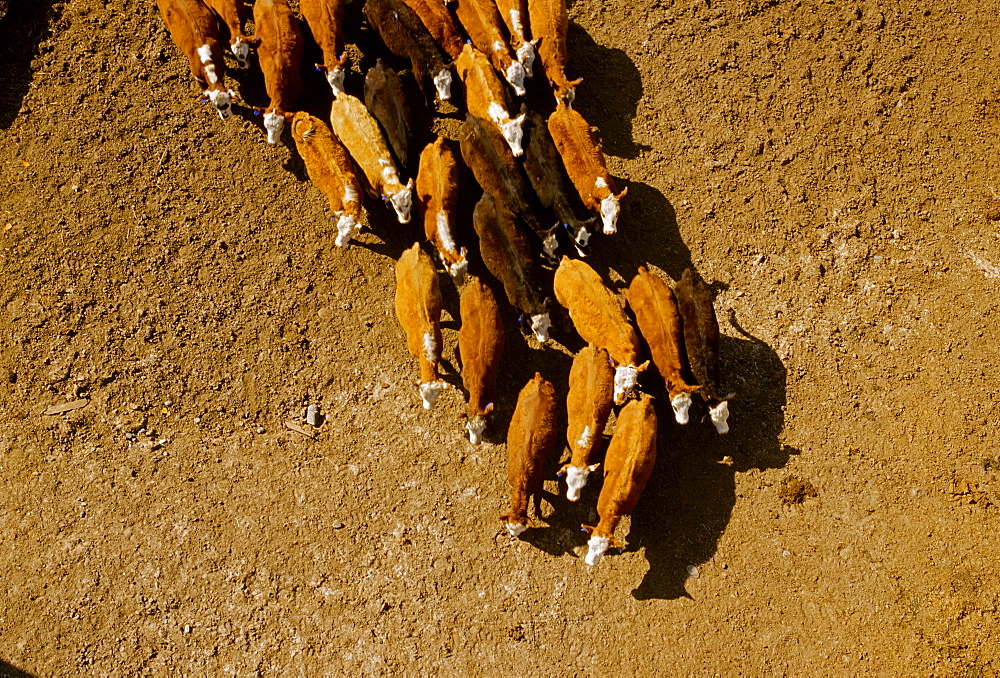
[2,0,999,674]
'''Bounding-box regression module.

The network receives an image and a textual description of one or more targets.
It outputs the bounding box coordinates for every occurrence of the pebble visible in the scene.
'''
[686,564,700,579]
[332,521,345,529]
[164,400,173,407]
[256,427,265,434]
[193,417,201,424]
[306,404,321,427]
[183,625,191,634]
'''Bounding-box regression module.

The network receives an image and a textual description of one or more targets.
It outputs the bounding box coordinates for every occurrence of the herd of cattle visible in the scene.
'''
[155,0,733,566]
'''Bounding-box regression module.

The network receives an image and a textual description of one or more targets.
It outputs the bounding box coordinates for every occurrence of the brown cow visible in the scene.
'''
[394,243,449,409]
[330,90,414,224]
[254,0,304,144]
[583,393,657,566]
[674,268,732,434]
[155,0,235,119]
[417,138,468,283]
[494,0,536,76]
[364,59,411,170]
[365,0,454,101]
[472,192,550,344]
[553,257,647,404]
[458,277,505,444]
[625,266,701,425]
[548,100,627,235]
[527,0,580,102]
[400,0,465,59]
[559,345,614,501]
[500,373,557,536]
[453,0,527,95]
[300,0,348,92]
[289,112,365,247]
[202,0,258,70]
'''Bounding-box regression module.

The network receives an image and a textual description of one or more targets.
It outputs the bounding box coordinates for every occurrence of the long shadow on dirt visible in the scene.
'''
[0,0,59,129]
[568,21,650,160]
[0,658,35,678]
[627,314,796,600]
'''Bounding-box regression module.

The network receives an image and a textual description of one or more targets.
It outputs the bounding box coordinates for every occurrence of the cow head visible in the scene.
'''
[599,185,627,235]
[334,214,360,247]
[563,462,600,502]
[389,179,414,224]
[418,379,448,410]
[505,520,527,537]
[465,403,492,444]
[709,399,730,434]
[206,88,234,120]
[447,248,469,285]
[263,110,287,144]
[231,38,250,70]
[505,60,527,96]
[542,226,560,263]
[572,221,593,257]
[613,360,648,405]
[516,41,536,77]
[584,534,610,566]
[670,384,702,425]
[489,103,526,157]
[433,67,453,101]
[530,313,550,344]
[327,67,346,94]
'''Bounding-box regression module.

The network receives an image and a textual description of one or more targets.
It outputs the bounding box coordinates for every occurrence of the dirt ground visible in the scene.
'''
[2,0,1000,674]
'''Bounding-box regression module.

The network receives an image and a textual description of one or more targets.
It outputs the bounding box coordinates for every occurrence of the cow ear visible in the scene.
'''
[638,360,650,372]
[485,402,494,414]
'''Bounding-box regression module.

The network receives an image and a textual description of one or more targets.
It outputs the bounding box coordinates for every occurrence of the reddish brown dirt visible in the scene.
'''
[2,0,999,673]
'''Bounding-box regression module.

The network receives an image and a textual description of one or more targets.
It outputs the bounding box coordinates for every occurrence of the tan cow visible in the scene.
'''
[559,345,614,501]
[330,90,414,224]
[289,112,364,247]
[300,0,348,92]
[394,243,449,409]
[548,100,627,235]
[456,44,526,157]
[155,0,236,119]
[625,266,701,425]
[417,138,467,283]
[365,59,411,170]
[583,393,657,566]
[500,373,557,536]
[254,0,304,144]
[202,0,258,70]
[674,268,732,434]
[527,0,580,102]
[494,0,536,76]
[553,257,647,404]
[453,0,527,95]
[458,277,505,444]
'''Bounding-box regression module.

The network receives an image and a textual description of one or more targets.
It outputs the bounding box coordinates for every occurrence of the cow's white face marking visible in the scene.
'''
[542,231,558,260]
[565,464,596,502]
[613,364,639,405]
[264,111,285,144]
[499,112,526,157]
[530,313,550,344]
[600,192,620,235]
[573,224,591,256]
[506,61,526,96]
[506,522,527,537]
[709,400,730,434]
[447,250,468,285]
[433,68,452,100]
[419,380,447,409]
[388,180,413,224]
[516,41,535,77]
[231,38,250,70]
[334,214,360,247]
[466,414,486,445]
[328,67,346,93]
[206,88,233,119]
[585,534,610,566]
[671,392,693,425]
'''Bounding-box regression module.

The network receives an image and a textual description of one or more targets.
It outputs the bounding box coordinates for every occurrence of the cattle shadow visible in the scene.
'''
[0,0,59,129]
[626,313,797,600]
[0,659,35,678]
[567,21,649,160]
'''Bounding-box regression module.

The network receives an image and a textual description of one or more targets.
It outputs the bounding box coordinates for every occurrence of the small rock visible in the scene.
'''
[332,521,345,529]
[193,417,201,424]
[183,625,191,633]
[256,426,265,434]
[306,404,322,427]
[164,400,173,407]
[686,564,700,578]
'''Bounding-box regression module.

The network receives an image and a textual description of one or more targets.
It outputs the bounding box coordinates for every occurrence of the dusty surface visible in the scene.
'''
[2,0,1000,674]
